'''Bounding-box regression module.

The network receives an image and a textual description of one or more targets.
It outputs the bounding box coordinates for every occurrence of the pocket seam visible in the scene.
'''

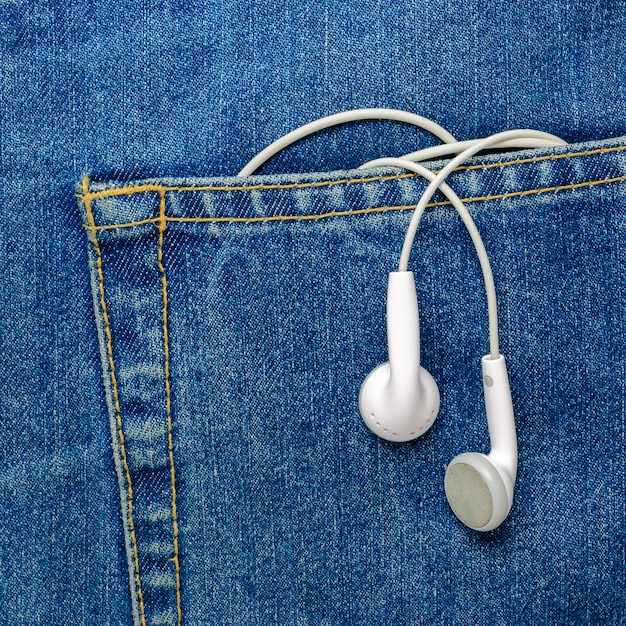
[80,172,626,233]
[82,189,149,626]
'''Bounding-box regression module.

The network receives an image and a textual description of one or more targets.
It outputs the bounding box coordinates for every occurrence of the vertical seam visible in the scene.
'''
[158,189,183,625]
[82,177,148,626]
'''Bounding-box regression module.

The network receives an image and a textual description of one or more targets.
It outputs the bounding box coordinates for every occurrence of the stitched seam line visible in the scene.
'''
[82,177,148,626]
[81,173,626,231]
[157,191,182,626]
[78,144,626,199]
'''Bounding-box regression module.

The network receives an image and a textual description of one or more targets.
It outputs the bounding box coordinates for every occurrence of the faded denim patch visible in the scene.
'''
[78,136,626,625]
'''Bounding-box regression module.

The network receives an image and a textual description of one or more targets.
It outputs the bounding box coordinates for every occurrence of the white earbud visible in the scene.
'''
[444,355,517,531]
[359,271,440,442]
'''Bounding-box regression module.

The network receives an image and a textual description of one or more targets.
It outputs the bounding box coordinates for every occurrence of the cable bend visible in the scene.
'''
[237,108,458,176]
[238,110,567,361]
[361,157,501,359]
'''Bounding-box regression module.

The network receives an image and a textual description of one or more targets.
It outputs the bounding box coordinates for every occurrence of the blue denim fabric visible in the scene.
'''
[2,0,626,624]
[75,138,626,625]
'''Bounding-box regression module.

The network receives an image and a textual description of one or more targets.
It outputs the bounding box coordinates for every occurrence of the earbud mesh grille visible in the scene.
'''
[444,462,493,529]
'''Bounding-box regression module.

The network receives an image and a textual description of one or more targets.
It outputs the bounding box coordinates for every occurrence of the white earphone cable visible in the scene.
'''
[361,134,566,169]
[237,108,458,176]
[397,129,565,273]
[238,109,566,360]
[361,157,501,359]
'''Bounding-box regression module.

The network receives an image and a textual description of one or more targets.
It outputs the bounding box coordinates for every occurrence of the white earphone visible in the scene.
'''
[239,108,566,531]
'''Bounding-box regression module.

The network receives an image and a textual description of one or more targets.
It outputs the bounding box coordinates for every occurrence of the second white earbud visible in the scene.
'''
[444,355,517,531]
[359,271,440,442]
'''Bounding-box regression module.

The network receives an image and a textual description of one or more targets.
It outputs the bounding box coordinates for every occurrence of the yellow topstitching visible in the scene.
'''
[82,173,626,232]
[157,190,183,626]
[82,177,148,626]
[79,143,626,201]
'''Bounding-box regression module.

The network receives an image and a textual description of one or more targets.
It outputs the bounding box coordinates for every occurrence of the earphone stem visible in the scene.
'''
[482,355,518,485]
[387,272,421,397]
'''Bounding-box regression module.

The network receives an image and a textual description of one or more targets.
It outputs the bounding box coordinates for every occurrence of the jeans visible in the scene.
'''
[1,1,626,625]
[73,137,626,625]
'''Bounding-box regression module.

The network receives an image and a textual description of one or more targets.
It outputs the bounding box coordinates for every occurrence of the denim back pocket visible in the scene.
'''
[78,137,626,626]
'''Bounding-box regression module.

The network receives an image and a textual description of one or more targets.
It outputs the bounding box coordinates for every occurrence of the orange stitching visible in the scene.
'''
[78,174,415,199]
[82,177,148,626]
[83,216,160,231]
[431,174,626,205]
[456,143,626,172]
[75,143,626,200]
[157,190,182,626]
[81,173,626,231]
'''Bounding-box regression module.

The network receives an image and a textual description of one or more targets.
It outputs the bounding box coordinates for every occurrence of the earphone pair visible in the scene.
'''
[239,109,566,531]
[359,271,517,531]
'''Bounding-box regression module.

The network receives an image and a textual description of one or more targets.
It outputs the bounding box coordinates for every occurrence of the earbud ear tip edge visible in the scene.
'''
[444,452,512,532]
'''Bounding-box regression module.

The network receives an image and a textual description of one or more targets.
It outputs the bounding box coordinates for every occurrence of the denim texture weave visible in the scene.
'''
[77,138,626,625]
[2,0,626,624]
